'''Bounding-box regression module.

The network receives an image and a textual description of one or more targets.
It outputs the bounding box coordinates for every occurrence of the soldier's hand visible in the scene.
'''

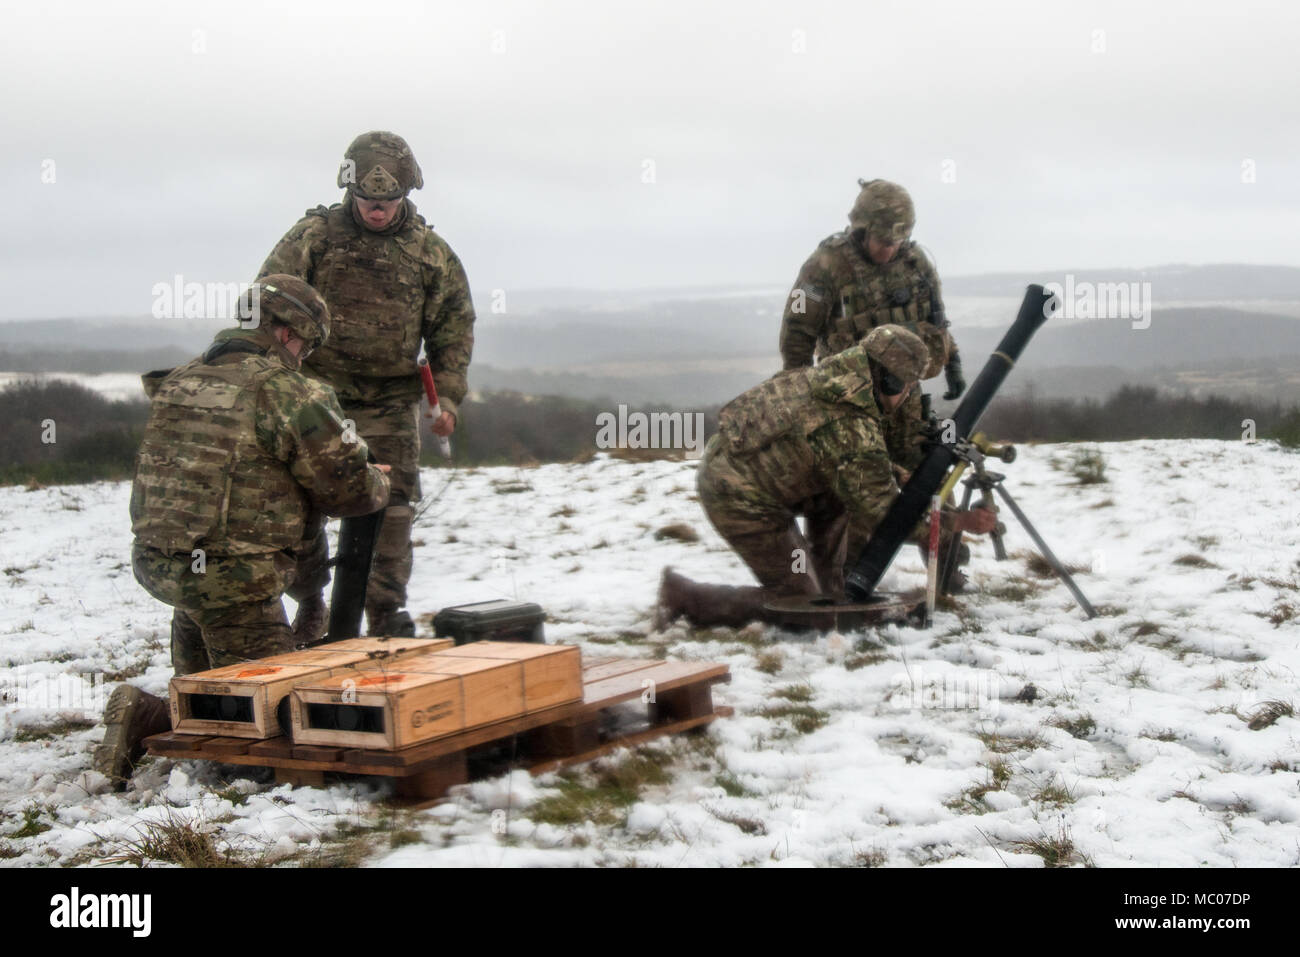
[943,359,966,401]
[428,410,456,437]
[957,507,998,535]
[376,464,392,473]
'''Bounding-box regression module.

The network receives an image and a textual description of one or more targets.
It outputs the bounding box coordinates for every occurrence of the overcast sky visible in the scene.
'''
[3,0,1299,320]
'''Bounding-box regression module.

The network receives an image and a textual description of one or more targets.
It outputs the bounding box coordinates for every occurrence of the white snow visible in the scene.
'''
[1,441,1298,867]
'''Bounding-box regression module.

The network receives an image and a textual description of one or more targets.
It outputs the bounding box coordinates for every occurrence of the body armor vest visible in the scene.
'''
[818,235,938,360]
[307,204,433,379]
[130,356,307,555]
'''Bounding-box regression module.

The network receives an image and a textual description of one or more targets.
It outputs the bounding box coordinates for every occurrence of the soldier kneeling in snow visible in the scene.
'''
[656,325,996,630]
[95,276,390,787]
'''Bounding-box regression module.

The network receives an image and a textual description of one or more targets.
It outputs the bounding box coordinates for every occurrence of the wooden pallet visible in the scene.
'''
[143,655,731,804]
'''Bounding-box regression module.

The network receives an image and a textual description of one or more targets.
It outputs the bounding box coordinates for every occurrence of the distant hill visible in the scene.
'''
[3,264,1300,407]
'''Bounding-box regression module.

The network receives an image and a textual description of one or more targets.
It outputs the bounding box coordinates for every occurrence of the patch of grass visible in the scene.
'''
[13,716,97,742]
[853,846,888,867]
[985,577,1043,602]
[844,650,888,671]
[107,812,240,868]
[1065,447,1107,485]
[529,748,673,828]
[10,806,53,839]
[103,661,149,682]
[713,772,752,798]
[1123,662,1150,688]
[653,523,698,543]
[947,758,1013,813]
[1048,713,1096,740]
[1089,498,1115,509]
[1013,822,1090,867]
[758,701,829,736]
[389,829,423,849]
[754,650,783,675]
[772,683,814,703]
[1246,700,1293,731]
[978,730,1048,754]
[1031,777,1076,807]
[551,505,576,518]
[1173,554,1218,569]
[703,804,767,835]
[213,785,251,807]
[1267,758,1297,773]
[1263,601,1300,628]
[1022,552,1089,579]
[1140,728,1179,742]
[0,842,19,859]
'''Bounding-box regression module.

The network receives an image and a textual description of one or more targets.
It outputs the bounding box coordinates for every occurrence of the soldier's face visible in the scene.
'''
[354,196,404,230]
[877,382,914,413]
[866,235,902,264]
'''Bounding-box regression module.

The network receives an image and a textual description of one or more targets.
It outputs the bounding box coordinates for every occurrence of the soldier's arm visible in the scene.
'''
[808,416,899,538]
[256,210,329,284]
[779,257,833,370]
[914,246,959,362]
[258,374,390,517]
[420,239,475,421]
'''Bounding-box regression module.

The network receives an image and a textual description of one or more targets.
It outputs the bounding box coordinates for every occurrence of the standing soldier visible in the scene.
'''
[258,131,475,639]
[98,276,391,785]
[656,326,995,630]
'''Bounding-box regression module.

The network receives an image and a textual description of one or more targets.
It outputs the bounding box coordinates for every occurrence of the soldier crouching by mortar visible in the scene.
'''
[95,276,391,787]
[258,131,475,640]
[655,325,997,630]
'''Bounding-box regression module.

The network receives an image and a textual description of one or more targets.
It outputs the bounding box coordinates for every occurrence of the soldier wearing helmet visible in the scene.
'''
[780,179,965,473]
[656,326,995,630]
[97,274,391,786]
[257,131,476,640]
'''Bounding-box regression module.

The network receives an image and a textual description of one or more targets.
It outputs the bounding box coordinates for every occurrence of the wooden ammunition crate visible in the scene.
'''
[169,638,452,739]
[432,642,582,711]
[290,642,582,750]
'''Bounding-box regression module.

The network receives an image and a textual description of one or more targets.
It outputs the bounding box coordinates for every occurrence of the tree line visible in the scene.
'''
[1,378,1297,487]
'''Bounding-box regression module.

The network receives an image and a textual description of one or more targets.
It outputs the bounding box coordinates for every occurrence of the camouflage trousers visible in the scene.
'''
[294,399,422,630]
[697,446,850,596]
[131,544,297,676]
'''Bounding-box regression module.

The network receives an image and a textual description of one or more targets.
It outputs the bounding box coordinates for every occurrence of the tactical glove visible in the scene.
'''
[943,357,966,401]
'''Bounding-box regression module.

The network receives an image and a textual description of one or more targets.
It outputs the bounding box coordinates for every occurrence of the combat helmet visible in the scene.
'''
[863,324,929,384]
[849,179,915,245]
[337,131,424,199]
[240,275,331,353]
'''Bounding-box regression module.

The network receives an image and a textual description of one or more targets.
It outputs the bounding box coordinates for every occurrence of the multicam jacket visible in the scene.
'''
[130,328,390,558]
[258,197,475,417]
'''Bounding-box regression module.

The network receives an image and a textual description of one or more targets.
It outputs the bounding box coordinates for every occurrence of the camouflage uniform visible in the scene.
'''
[257,131,475,633]
[780,180,962,464]
[696,332,929,597]
[130,321,390,673]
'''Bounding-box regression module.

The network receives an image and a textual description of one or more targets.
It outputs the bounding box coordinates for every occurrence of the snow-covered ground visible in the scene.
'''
[1,440,1298,867]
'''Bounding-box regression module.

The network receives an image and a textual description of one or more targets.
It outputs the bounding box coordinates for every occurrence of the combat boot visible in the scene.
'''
[93,685,171,789]
[291,592,329,647]
[654,568,769,630]
[368,608,415,638]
